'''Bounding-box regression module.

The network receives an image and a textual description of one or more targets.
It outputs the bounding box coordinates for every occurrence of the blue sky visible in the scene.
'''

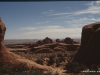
[0,1,100,39]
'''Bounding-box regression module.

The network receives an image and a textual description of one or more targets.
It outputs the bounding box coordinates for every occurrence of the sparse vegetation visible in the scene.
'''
[0,63,54,75]
[1,47,100,75]
[65,62,87,73]
[3,45,100,75]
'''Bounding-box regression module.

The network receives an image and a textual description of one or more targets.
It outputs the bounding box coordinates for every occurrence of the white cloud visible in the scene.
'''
[72,1,100,15]
[36,22,45,24]
[64,17,100,28]
[44,1,100,16]
[20,26,82,39]
[22,27,37,30]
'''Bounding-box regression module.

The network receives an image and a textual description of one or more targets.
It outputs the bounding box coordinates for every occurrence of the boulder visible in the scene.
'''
[73,22,100,66]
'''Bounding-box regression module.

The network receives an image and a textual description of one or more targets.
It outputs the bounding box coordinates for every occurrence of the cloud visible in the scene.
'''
[22,27,37,30]
[64,17,100,28]
[44,1,100,16]
[74,1,100,15]
[36,22,45,24]
[21,25,82,39]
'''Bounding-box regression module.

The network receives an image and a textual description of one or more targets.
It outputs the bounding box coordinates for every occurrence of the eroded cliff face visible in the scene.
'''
[73,22,100,66]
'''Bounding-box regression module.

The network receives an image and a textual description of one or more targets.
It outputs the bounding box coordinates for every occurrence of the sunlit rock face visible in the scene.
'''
[73,22,100,66]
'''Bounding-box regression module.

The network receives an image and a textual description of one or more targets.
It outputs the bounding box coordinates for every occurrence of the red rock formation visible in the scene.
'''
[63,37,79,44]
[36,40,43,45]
[45,43,58,49]
[56,39,60,43]
[34,48,54,53]
[43,37,53,44]
[73,22,100,66]
[54,47,66,52]
[63,37,73,44]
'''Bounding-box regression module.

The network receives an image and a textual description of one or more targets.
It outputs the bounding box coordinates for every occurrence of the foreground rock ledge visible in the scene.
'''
[0,18,53,71]
[73,22,100,66]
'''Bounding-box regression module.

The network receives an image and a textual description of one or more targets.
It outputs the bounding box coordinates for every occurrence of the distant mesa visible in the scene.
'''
[73,22,100,66]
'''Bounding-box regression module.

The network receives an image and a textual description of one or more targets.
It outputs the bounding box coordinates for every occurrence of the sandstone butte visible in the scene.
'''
[73,22,100,67]
[0,17,53,71]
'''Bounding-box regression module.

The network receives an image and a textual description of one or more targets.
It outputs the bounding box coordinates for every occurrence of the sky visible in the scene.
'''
[0,1,100,39]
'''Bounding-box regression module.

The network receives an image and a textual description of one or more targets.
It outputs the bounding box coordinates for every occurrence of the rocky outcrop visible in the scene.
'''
[36,40,43,45]
[54,47,66,52]
[30,41,80,53]
[43,37,53,44]
[63,37,74,44]
[34,48,54,53]
[63,37,80,44]
[73,22,100,66]
[29,37,80,53]
[56,39,60,43]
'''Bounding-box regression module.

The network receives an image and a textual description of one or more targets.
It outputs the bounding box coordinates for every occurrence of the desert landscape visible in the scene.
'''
[1,1,100,75]
[1,17,100,75]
